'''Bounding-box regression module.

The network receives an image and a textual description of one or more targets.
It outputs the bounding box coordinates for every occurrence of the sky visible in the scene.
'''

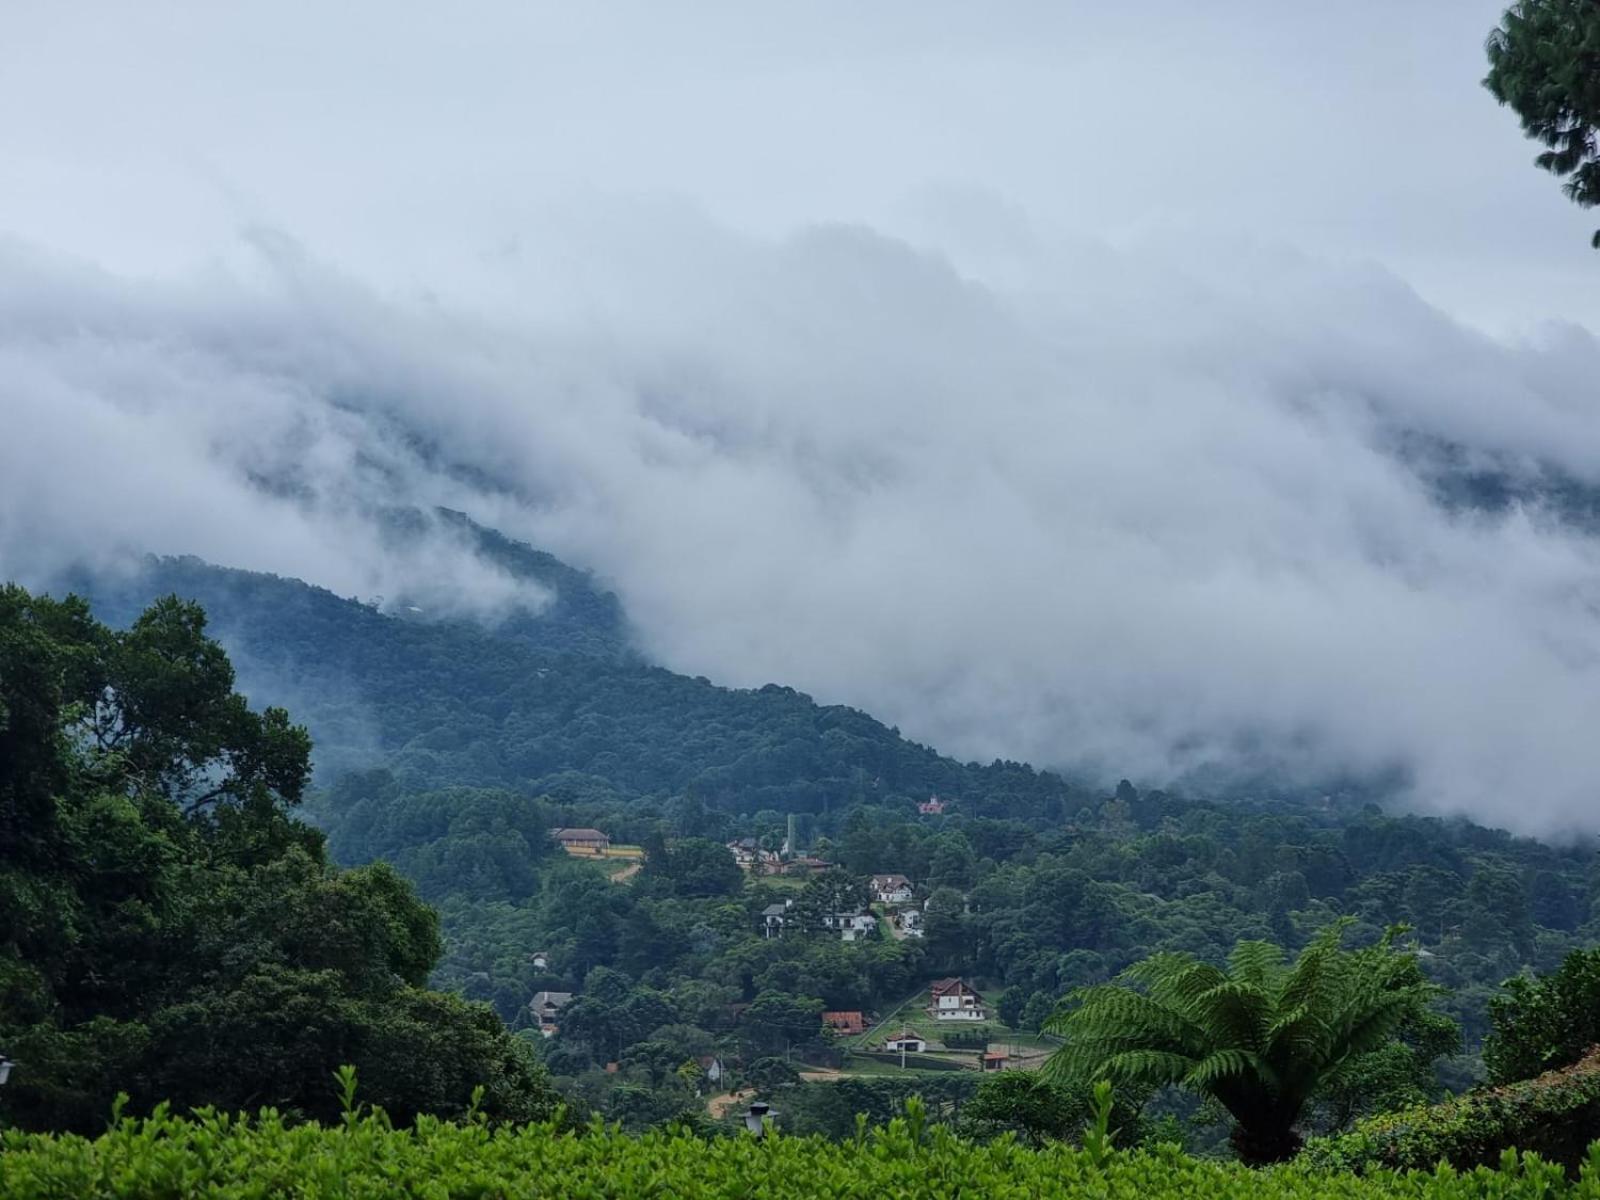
[4,1,1600,834]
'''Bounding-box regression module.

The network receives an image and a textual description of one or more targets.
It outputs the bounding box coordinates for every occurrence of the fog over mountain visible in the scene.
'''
[4,1,1600,833]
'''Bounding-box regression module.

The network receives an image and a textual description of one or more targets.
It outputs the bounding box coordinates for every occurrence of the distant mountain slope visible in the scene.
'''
[59,544,1089,821]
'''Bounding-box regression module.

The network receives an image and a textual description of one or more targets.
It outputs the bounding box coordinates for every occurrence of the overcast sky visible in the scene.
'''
[5,2,1600,834]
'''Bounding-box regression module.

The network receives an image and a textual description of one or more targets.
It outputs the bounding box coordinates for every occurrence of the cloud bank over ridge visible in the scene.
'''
[4,210,1600,834]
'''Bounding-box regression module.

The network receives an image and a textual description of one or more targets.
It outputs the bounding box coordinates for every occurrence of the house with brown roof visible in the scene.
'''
[782,855,832,876]
[982,1050,1010,1071]
[869,874,914,904]
[550,828,610,855]
[882,1030,927,1053]
[529,989,573,1036]
[822,1010,867,1036]
[928,977,987,1021]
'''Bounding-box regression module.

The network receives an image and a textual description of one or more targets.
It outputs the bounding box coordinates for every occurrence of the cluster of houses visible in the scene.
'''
[530,971,1008,1075]
[870,873,924,939]
[759,898,881,943]
[725,837,835,877]
[756,871,927,943]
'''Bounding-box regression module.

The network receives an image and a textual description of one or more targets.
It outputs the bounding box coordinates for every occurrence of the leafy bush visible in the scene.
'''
[1485,950,1600,1084]
[1304,1049,1600,1176]
[5,1094,1600,1199]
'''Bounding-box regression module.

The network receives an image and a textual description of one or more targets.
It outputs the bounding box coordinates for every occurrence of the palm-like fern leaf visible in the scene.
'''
[1042,920,1439,1165]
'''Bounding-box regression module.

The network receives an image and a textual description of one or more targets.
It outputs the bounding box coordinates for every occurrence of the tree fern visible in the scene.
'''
[1044,921,1439,1165]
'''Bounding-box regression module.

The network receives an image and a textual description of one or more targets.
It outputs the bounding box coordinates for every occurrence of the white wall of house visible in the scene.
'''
[934,1006,987,1021]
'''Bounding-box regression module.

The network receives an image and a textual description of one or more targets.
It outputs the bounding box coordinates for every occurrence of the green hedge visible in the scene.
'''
[6,1100,1600,1199]
[1304,1049,1600,1176]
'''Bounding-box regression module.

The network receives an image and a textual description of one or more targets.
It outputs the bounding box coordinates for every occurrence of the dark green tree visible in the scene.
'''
[1485,0,1600,246]
[0,586,559,1131]
[789,869,869,936]
[654,837,743,898]
[740,990,824,1057]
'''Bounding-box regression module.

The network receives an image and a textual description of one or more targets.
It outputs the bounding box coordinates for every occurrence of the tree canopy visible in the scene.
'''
[0,586,559,1131]
[1485,0,1600,246]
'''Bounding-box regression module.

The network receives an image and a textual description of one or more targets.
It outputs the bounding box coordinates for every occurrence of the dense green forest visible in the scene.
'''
[28,528,1596,1143]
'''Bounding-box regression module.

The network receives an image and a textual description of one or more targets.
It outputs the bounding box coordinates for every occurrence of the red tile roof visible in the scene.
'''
[822,1010,867,1034]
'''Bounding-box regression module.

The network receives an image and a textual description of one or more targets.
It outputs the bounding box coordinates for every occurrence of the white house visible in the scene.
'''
[928,977,987,1021]
[824,912,879,942]
[761,901,792,939]
[882,1030,928,1053]
[698,1056,728,1086]
[897,909,924,938]
[869,874,914,904]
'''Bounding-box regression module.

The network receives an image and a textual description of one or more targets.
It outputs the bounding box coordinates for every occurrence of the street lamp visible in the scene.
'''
[741,1100,778,1138]
[0,1055,15,1086]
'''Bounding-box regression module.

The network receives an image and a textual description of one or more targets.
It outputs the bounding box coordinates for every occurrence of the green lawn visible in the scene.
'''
[839,1052,975,1076]
[748,873,809,892]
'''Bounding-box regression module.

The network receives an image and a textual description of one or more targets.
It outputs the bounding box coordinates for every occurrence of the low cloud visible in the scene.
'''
[4,211,1600,835]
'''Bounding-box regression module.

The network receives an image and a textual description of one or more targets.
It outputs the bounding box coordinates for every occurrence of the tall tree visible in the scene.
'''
[0,587,559,1131]
[1043,922,1437,1164]
[1485,0,1600,246]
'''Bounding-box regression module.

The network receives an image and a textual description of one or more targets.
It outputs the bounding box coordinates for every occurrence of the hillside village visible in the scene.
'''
[527,805,1060,1108]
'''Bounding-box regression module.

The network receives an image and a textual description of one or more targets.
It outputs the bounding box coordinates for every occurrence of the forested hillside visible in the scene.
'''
[67,536,1087,819]
[39,531,1598,1141]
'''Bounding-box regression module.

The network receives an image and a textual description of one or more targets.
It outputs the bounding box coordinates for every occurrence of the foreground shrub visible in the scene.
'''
[1485,952,1600,1085]
[6,1095,1600,1199]
[1304,1048,1600,1176]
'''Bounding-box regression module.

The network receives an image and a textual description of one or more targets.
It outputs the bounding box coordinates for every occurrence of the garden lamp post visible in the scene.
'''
[741,1100,777,1138]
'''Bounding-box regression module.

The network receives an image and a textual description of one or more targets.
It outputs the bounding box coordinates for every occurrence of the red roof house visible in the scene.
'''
[822,1010,867,1036]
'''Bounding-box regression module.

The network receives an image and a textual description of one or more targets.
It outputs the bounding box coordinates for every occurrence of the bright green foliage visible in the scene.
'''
[1045,923,1439,1164]
[0,586,559,1131]
[1315,1004,1463,1131]
[1484,949,1600,1085]
[6,1099,1600,1199]
[1485,0,1600,247]
[1306,1049,1600,1175]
